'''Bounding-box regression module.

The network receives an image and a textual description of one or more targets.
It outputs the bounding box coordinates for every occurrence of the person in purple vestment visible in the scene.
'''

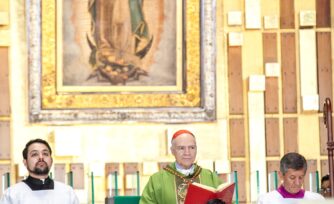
[257,152,324,203]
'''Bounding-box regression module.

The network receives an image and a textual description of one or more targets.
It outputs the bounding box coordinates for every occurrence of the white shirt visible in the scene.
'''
[175,163,195,176]
[257,190,325,204]
[0,181,79,204]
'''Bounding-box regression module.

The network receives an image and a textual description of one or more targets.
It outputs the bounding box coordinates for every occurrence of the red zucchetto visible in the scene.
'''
[172,129,194,141]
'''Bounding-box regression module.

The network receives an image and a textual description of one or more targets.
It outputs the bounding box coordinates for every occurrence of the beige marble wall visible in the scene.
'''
[1,0,333,203]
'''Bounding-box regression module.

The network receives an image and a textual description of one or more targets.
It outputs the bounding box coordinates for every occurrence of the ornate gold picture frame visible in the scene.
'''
[28,0,216,123]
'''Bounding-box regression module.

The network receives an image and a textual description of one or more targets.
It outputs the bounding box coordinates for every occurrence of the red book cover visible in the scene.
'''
[184,182,235,204]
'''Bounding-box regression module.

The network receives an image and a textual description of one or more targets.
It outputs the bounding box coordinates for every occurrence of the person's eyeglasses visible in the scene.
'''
[320,188,331,194]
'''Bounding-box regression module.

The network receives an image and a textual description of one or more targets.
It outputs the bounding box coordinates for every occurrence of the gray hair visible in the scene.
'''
[280,152,307,175]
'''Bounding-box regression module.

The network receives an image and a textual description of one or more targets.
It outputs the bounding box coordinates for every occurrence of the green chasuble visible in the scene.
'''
[139,162,222,204]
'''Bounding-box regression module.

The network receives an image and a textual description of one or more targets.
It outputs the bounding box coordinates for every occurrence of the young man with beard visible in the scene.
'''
[257,152,324,203]
[0,139,79,204]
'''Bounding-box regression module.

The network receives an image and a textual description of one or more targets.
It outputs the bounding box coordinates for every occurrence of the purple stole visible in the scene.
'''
[277,185,305,198]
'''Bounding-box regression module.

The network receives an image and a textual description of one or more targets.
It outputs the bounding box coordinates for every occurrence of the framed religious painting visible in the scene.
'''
[28,0,216,123]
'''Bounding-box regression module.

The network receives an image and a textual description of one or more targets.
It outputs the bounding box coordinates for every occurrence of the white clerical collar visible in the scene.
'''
[175,163,195,176]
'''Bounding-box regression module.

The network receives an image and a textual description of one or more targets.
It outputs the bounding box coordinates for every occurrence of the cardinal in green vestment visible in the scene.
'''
[140,130,223,204]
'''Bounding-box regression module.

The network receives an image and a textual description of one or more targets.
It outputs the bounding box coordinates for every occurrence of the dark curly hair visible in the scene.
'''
[22,139,52,160]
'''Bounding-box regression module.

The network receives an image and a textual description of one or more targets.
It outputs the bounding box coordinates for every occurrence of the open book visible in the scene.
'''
[184,182,235,204]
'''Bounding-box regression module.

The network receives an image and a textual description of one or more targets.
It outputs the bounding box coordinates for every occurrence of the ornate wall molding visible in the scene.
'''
[28,0,216,123]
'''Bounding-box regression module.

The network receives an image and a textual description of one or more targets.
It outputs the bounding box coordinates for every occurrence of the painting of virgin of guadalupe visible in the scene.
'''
[61,0,178,88]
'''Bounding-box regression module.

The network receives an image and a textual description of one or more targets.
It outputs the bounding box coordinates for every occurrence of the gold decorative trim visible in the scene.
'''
[42,0,199,109]
[28,0,216,123]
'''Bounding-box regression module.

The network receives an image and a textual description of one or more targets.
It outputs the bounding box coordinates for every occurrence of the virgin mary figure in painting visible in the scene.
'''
[87,0,153,85]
